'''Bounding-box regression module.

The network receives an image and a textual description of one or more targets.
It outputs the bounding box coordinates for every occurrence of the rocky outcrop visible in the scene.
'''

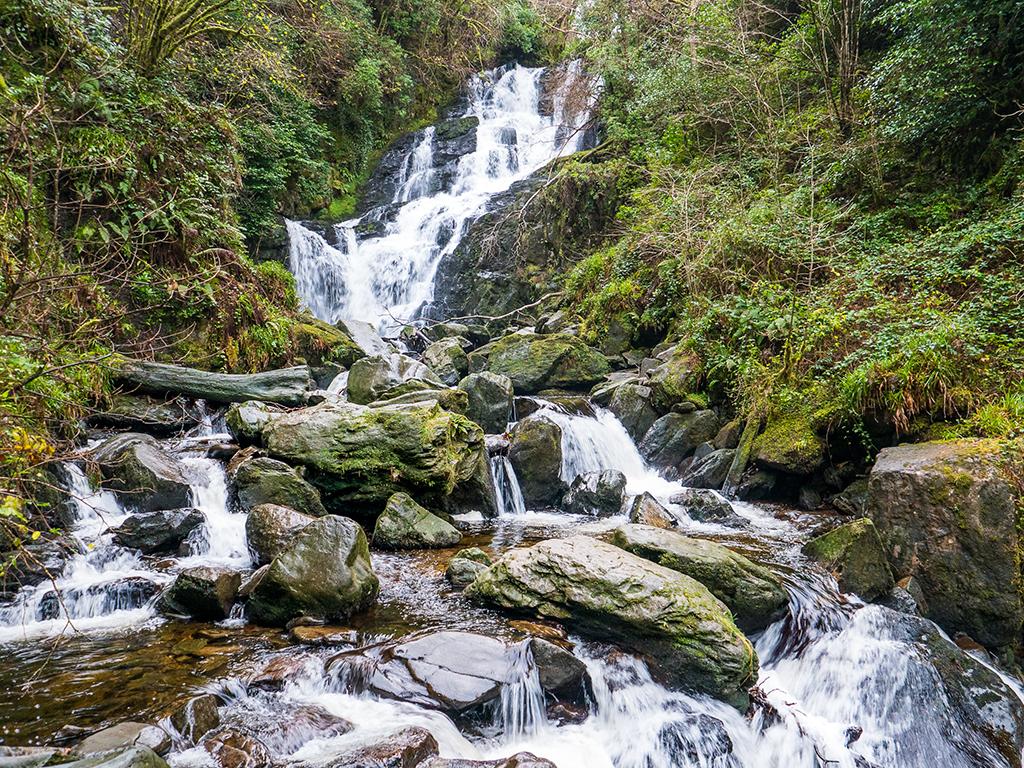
[111,508,204,553]
[803,518,894,601]
[347,353,443,405]
[159,567,240,620]
[373,492,462,550]
[865,440,1023,647]
[469,333,609,394]
[609,524,788,632]
[466,536,758,706]
[116,361,312,406]
[259,401,496,516]
[508,414,565,507]
[247,515,378,626]
[458,372,514,433]
[229,454,327,517]
[90,434,192,513]
[244,504,314,565]
[561,470,626,516]
[639,411,719,470]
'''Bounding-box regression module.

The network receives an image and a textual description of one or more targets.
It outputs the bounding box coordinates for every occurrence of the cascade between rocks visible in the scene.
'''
[3,61,1024,768]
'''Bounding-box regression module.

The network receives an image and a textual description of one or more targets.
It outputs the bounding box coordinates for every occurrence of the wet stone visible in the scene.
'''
[203,729,271,768]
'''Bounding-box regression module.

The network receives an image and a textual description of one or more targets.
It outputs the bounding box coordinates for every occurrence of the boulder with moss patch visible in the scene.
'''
[508,414,565,507]
[230,455,327,517]
[469,333,610,394]
[803,518,894,602]
[751,413,827,476]
[347,353,443,405]
[373,492,462,550]
[646,345,701,410]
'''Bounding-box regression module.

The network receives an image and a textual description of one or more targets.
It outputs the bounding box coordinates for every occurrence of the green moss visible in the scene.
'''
[752,410,827,475]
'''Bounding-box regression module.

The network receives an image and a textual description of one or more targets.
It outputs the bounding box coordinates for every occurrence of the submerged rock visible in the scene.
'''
[111,508,204,554]
[90,434,192,513]
[244,504,315,565]
[169,694,220,744]
[466,536,758,707]
[347,353,442,405]
[159,566,241,620]
[469,333,610,394]
[866,440,1024,647]
[458,372,514,434]
[373,492,462,550]
[803,518,894,602]
[508,414,565,507]
[562,470,626,516]
[609,524,788,632]
[247,515,378,626]
[230,455,327,518]
[203,729,271,768]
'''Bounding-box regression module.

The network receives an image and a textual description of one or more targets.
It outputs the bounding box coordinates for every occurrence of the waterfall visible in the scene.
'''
[490,455,527,517]
[178,456,251,570]
[286,63,597,333]
[497,640,547,739]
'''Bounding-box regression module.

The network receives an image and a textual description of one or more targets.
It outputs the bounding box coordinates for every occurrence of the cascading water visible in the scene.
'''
[286,63,597,332]
[490,455,528,517]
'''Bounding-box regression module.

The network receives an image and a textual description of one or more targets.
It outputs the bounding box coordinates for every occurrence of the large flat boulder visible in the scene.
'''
[609,524,788,633]
[866,440,1024,647]
[247,515,379,626]
[465,536,758,707]
[90,434,192,512]
[117,361,312,406]
[260,401,496,516]
[469,333,610,394]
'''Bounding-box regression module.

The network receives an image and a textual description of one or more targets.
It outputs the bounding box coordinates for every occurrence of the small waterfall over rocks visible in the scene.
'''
[286,63,597,333]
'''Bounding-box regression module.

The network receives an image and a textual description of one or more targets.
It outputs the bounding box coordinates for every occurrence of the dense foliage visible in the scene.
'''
[561,0,1024,451]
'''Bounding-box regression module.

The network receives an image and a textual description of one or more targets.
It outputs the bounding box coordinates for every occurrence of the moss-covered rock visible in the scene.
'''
[291,317,364,368]
[159,566,241,620]
[88,394,199,436]
[465,535,758,707]
[244,503,315,565]
[508,414,565,507]
[348,353,443,405]
[373,492,462,550]
[866,440,1024,648]
[261,401,496,516]
[752,413,827,476]
[610,524,788,632]
[469,333,610,394]
[423,338,470,386]
[445,547,492,588]
[646,345,701,409]
[89,434,192,513]
[230,455,327,517]
[247,515,379,626]
[804,518,894,601]
[225,401,284,447]
[458,372,514,434]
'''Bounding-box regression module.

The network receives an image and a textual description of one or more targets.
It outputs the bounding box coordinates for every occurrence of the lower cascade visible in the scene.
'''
[2,56,1022,768]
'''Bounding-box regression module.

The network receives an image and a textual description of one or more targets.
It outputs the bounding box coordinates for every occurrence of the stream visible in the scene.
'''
[2,62,1023,768]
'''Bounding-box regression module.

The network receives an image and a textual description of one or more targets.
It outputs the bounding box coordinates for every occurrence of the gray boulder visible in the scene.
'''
[466,536,758,707]
[225,402,283,447]
[90,434,192,512]
[247,515,378,626]
[669,488,747,527]
[373,492,462,550]
[562,470,626,516]
[628,492,677,529]
[229,454,326,517]
[347,353,442,405]
[639,411,720,469]
[508,414,565,507]
[322,727,437,768]
[245,503,315,565]
[335,318,389,357]
[607,383,659,442]
[804,518,894,602]
[458,372,514,433]
[159,566,241,620]
[680,449,736,490]
[609,524,788,632]
[446,548,492,588]
[423,338,470,386]
[88,394,198,436]
[468,333,610,394]
[111,508,204,553]
[73,724,170,757]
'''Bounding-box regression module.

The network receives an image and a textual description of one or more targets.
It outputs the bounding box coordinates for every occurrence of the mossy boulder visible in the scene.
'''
[866,440,1024,648]
[562,470,626,516]
[247,515,379,626]
[752,413,827,476]
[803,518,894,601]
[508,414,565,507]
[458,372,514,434]
[291,317,364,368]
[470,333,610,394]
[159,566,241,620]
[465,535,758,707]
[244,504,315,565]
[607,383,659,442]
[423,338,470,386]
[260,401,495,516]
[230,455,327,517]
[610,524,788,632]
[646,345,701,410]
[225,401,284,447]
[373,492,462,550]
[90,434,192,513]
[446,547,492,588]
[347,353,443,405]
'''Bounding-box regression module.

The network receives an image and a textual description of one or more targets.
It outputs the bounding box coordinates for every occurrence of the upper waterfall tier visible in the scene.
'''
[287,62,597,333]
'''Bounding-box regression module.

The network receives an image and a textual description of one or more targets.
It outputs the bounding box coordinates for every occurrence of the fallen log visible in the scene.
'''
[117,361,313,406]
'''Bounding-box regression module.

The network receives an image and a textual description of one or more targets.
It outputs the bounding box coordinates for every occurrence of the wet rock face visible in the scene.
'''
[159,567,241,620]
[247,515,378,626]
[508,414,565,507]
[469,333,610,394]
[169,694,220,745]
[111,508,204,554]
[259,400,495,516]
[562,470,626,516]
[669,488,747,527]
[203,729,271,768]
[423,338,470,386]
[628,492,677,529]
[90,434,192,513]
[610,524,789,633]
[372,492,462,550]
[680,449,736,491]
[606,383,659,443]
[324,726,438,768]
[244,504,314,565]
[866,440,1023,648]
[458,372,514,434]
[466,536,759,708]
[347,353,443,405]
[803,518,894,602]
[73,723,171,757]
[230,454,326,517]
[639,411,720,471]
[445,548,492,588]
